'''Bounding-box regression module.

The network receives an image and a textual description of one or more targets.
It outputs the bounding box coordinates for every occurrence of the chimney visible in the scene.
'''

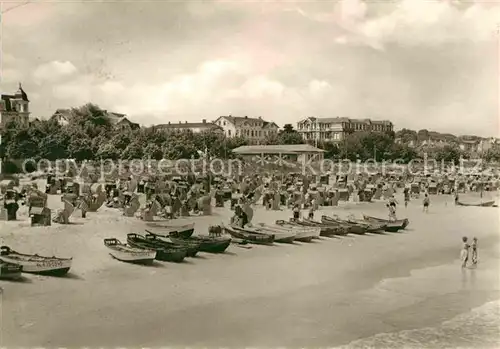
[244,116,248,119]
[202,119,206,123]
[168,121,171,125]
[185,121,188,124]
[178,121,181,124]
[259,116,262,119]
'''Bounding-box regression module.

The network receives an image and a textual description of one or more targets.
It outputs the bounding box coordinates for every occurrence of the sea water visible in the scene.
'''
[342,299,500,348]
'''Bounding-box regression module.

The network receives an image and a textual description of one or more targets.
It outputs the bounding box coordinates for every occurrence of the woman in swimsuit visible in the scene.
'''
[461,236,470,268]
[471,237,478,265]
[423,194,430,213]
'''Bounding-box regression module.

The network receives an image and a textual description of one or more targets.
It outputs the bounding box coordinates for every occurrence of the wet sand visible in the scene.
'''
[1,192,499,347]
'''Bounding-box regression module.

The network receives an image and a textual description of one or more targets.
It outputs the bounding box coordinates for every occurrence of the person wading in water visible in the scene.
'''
[461,236,470,268]
[471,237,478,265]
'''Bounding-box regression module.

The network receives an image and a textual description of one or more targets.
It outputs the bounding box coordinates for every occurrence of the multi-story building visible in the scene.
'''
[154,119,223,134]
[52,109,140,129]
[296,117,393,143]
[213,115,279,144]
[0,83,30,128]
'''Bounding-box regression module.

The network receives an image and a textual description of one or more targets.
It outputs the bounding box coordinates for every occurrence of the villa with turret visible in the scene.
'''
[0,83,30,128]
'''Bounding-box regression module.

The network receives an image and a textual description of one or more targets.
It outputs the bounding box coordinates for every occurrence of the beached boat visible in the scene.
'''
[223,225,275,245]
[144,231,200,257]
[287,219,348,236]
[169,235,231,253]
[0,246,72,276]
[320,216,367,235]
[127,233,186,263]
[456,200,496,207]
[0,259,23,280]
[246,225,296,243]
[258,222,320,242]
[362,215,409,232]
[167,228,231,253]
[145,222,195,238]
[103,238,156,265]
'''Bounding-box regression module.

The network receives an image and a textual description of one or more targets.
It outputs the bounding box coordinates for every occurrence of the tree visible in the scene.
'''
[433,144,463,164]
[484,146,500,162]
[319,141,340,159]
[282,124,294,133]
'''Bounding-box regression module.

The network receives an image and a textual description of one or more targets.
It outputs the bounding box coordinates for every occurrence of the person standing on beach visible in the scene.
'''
[404,188,410,208]
[423,194,430,213]
[387,203,397,221]
[461,236,470,268]
[308,205,315,220]
[471,237,478,265]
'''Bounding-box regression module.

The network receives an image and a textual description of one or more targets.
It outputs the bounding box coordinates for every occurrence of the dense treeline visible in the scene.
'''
[1,103,495,172]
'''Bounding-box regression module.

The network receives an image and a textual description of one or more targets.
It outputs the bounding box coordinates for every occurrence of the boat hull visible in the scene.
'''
[0,261,23,280]
[457,201,495,207]
[362,215,408,231]
[0,247,72,276]
[290,219,348,236]
[223,225,275,245]
[127,235,187,263]
[170,236,231,253]
[261,223,318,242]
[0,256,72,276]
[108,250,156,265]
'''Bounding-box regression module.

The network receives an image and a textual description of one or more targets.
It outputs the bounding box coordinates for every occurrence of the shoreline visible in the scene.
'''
[1,193,499,347]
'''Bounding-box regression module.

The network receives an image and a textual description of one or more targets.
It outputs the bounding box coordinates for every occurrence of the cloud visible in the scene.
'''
[33,60,78,83]
[1,0,498,136]
[2,68,23,83]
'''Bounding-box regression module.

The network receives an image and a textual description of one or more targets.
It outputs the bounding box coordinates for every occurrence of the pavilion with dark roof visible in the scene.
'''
[232,144,325,163]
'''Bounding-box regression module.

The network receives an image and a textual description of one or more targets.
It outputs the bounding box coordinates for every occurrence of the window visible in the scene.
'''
[228,130,231,136]
[223,121,226,126]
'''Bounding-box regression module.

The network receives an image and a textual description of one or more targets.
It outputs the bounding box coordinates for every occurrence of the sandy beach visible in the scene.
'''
[1,192,499,348]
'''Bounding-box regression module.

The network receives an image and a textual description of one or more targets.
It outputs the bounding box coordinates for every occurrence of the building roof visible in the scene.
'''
[15,83,29,102]
[217,115,278,128]
[232,144,325,154]
[155,121,223,130]
[298,117,392,125]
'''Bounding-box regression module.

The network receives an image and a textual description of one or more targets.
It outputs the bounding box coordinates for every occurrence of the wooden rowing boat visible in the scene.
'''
[223,225,275,245]
[362,215,408,232]
[127,233,187,262]
[287,219,349,236]
[322,215,386,234]
[144,231,200,257]
[259,222,320,242]
[456,200,495,207]
[242,225,296,243]
[0,246,72,276]
[145,222,195,238]
[0,259,23,280]
[167,228,231,254]
[320,216,367,235]
[104,238,156,265]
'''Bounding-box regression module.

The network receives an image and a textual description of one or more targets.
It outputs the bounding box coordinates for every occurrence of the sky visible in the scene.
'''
[1,0,499,136]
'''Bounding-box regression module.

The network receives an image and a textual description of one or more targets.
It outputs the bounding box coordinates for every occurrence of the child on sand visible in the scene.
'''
[461,236,470,268]
[387,203,396,221]
[292,204,300,220]
[471,237,478,265]
[423,194,430,213]
[308,205,315,220]
[404,189,410,208]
